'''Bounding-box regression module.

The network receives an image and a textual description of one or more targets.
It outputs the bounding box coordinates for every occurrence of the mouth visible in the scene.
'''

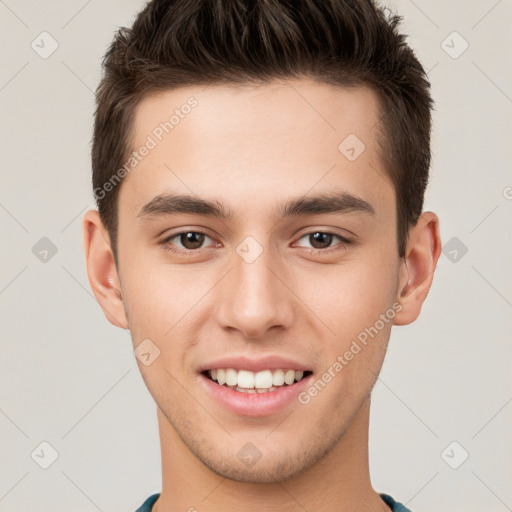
[198,355,315,416]
[201,368,313,394]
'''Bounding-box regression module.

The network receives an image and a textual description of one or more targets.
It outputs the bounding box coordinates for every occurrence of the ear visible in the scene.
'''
[82,209,129,329]
[393,211,442,326]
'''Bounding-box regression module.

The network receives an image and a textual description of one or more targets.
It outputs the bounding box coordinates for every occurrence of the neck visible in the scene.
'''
[153,398,389,512]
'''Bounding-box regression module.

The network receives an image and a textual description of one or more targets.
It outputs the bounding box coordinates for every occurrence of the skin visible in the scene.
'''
[83,78,441,512]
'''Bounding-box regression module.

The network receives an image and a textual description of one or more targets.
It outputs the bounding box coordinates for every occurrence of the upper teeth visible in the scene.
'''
[209,368,305,389]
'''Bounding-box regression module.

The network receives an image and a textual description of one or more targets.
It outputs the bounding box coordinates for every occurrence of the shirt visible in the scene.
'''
[135,492,412,511]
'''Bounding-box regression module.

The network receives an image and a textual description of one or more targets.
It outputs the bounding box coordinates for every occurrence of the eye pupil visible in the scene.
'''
[310,232,332,249]
[181,232,205,249]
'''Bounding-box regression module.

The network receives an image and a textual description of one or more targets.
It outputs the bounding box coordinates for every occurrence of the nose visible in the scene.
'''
[216,245,295,340]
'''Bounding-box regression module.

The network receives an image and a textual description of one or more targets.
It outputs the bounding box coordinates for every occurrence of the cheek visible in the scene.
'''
[292,252,398,404]
[120,260,214,353]
[119,261,172,340]
[295,253,398,343]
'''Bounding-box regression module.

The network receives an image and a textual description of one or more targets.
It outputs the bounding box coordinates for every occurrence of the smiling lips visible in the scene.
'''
[206,368,311,393]
[199,355,314,414]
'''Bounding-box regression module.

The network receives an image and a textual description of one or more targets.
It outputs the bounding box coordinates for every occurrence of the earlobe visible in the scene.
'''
[393,211,442,326]
[82,209,129,329]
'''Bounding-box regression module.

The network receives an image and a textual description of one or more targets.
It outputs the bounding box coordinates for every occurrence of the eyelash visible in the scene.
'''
[160,230,353,255]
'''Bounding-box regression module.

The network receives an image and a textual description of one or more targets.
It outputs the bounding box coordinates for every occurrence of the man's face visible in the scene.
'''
[115,79,402,482]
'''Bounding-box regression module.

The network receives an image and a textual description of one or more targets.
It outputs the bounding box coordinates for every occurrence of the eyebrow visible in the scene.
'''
[137,191,375,221]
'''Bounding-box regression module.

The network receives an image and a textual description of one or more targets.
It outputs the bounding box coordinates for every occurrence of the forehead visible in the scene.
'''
[131,78,383,153]
[119,78,392,221]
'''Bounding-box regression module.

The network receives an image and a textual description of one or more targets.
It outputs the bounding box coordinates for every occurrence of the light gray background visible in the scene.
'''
[1,1,511,511]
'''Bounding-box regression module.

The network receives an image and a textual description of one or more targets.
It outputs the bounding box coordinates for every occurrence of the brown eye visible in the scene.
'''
[161,231,215,254]
[180,232,206,249]
[294,231,352,252]
[309,232,333,249]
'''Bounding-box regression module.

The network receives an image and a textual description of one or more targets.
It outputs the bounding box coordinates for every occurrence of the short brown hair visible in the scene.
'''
[92,0,434,265]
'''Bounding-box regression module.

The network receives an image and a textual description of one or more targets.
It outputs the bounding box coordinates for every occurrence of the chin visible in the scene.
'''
[194,439,330,484]
[202,457,305,484]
